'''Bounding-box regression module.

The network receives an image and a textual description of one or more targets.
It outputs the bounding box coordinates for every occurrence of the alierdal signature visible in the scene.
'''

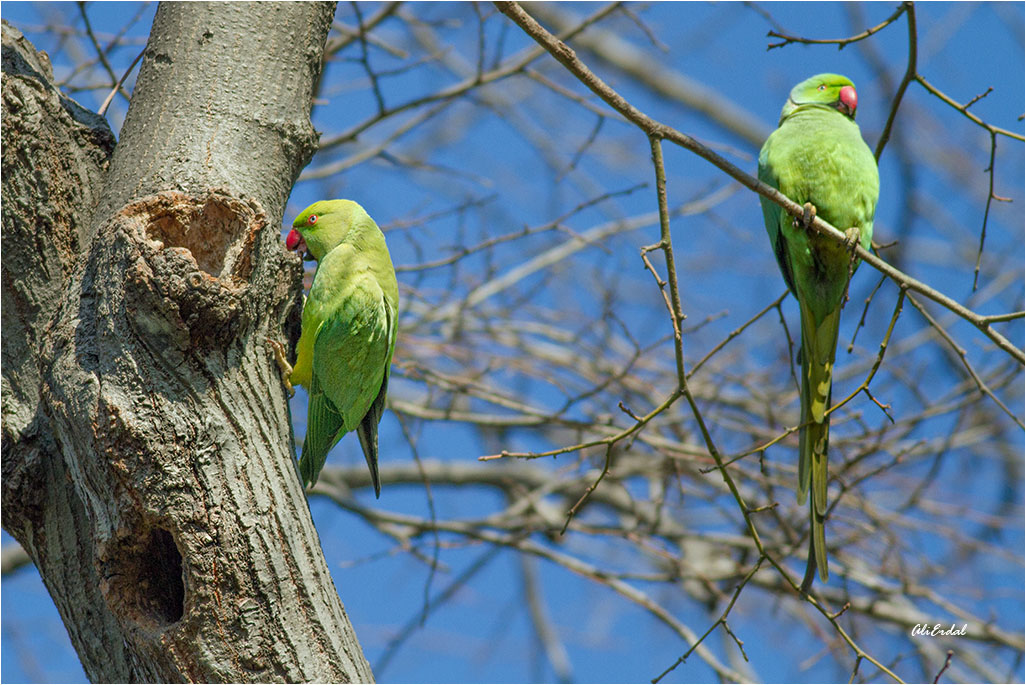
[911,623,968,637]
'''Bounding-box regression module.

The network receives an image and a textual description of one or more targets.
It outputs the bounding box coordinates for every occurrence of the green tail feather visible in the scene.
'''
[299,375,346,488]
[355,418,381,499]
[355,374,388,499]
[797,301,841,589]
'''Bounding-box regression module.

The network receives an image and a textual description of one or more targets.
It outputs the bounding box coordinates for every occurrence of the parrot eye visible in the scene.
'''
[307,214,318,225]
[817,85,826,91]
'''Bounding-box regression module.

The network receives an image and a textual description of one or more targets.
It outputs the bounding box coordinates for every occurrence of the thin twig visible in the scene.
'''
[652,557,764,682]
[915,74,1025,141]
[973,131,1013,291]
[765,3,907,51]
[97,46,144,117]
[875,2,917,161]
[77,2,118,84]
[561,443,614,533]
[318,2,624,153]
[933,650,954,683]
[828,289,906,420]
[906,293,1023,428]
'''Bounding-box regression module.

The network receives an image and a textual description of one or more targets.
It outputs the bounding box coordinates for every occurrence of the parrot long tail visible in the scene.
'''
[355,420,381,499]
[796,301,841,592]
[300,375,346,489]
[356,377,388,499]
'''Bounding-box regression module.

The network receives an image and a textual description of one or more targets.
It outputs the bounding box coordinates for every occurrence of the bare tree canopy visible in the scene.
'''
[2,2,1023,683]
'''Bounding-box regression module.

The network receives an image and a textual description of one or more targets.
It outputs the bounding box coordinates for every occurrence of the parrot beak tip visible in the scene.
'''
[285,228,309,258]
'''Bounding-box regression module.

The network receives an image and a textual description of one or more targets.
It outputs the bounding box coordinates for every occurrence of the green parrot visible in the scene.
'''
[273,199,399,497]
[757,74,879,589]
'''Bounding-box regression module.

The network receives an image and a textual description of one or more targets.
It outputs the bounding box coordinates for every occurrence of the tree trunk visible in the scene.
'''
[1,3,374,682]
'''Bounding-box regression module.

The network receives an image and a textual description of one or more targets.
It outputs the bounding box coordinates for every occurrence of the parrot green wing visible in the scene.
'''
[758,74,879,590]
[355,295,397,498]
[757,146,797,299]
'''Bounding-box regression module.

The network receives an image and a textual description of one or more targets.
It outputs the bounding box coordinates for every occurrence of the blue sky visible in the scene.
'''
[2,2,1023,683]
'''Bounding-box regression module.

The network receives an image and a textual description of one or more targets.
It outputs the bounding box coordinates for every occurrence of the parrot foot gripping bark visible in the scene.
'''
[267,339,295,398]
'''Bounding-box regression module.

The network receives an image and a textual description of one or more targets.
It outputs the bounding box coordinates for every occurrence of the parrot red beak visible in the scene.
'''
[837,85,857,118]
[285,228,307,256]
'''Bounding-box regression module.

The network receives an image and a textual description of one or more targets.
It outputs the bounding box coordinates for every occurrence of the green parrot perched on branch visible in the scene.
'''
[758,74,879,590]
[271,200,399,497]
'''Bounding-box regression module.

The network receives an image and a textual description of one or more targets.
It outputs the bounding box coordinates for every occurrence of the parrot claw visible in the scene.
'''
[843,226,862,252]
[800,202,817,232]
[267,338,295,398]
[841,227,863,305]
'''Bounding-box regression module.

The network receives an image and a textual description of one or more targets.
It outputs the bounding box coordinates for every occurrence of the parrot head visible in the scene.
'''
[780,73,858,123]
[286,199,377,262]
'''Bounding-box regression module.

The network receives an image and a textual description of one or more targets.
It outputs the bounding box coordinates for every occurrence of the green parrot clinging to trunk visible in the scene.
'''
[271,199,399,497]
[758,73,879,590]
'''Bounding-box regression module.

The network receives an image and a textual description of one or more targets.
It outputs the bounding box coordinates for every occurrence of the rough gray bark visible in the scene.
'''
[2,4,375,682]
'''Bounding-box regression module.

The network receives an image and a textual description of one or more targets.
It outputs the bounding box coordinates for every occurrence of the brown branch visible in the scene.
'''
[325,2,402,57]
[689,292,789,379]
[652,557,763,682]
[905,293,1023,428]
[973,131,1013,291]
[326,494,750,682]
[97,45,144,117]
[848,274,888,353]
[933,650,954,683]
[915,74,1025,141]
[561,443,614,534]
[875,2,917,161]
[316,2,623,153]
[828,289,906,419]
[77,2,118,84]
[765,2,908,51]
[394,184,646,273]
